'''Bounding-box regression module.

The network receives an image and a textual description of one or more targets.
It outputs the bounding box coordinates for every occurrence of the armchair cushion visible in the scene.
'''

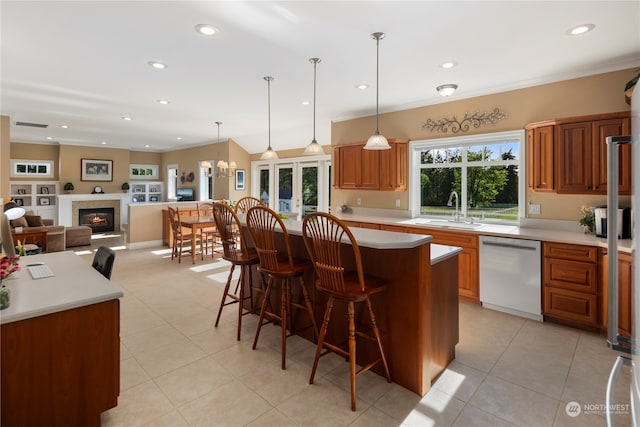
[10,217,28,228]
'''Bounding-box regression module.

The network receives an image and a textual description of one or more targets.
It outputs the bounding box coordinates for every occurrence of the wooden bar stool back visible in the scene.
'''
[234,196,263,214]
[212,202,260,340]
[246,205,318,369]
[167,206,202,263]
[301,212,391,411]
[198,202,220,256]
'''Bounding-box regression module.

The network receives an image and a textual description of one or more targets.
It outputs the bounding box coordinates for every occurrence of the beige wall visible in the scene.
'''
[331,68,635,221]
[57,145,131,194]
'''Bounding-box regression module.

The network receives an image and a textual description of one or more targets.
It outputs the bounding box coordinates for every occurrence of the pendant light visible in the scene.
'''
[363,32,390,150]
[260,76,279,160]
[304,58,325,155]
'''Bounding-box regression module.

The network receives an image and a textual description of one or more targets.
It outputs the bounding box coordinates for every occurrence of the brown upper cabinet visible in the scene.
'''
[334,139,409,191]
[525,112,631,195]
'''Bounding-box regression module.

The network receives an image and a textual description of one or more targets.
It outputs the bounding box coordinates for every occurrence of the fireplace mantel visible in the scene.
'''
[58,193,132,229]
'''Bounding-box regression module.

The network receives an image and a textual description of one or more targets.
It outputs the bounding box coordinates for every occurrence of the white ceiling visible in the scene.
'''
[2,1,639,155]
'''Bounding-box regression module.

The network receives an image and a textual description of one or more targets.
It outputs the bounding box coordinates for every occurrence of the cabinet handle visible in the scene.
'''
[585,186,591,190]
[594,186,599,190]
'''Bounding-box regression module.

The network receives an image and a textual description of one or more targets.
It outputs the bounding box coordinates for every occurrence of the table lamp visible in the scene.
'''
[3,201,26,220]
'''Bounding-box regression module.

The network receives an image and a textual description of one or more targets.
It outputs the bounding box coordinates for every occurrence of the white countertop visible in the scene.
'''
[333,213,634,254]
[0,251,124,324]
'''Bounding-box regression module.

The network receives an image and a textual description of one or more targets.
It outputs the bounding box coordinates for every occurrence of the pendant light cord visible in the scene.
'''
[313,60,317,141]
[375,34,381,134]
[266,77,272,150]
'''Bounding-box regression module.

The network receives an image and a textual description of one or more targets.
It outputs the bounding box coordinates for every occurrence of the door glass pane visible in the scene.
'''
[277,167,293,214]
[259,169,270,205]
[301,165,318,218]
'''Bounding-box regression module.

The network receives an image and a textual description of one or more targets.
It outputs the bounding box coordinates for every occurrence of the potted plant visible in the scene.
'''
[63,182,74,193]
[121,182,130,193]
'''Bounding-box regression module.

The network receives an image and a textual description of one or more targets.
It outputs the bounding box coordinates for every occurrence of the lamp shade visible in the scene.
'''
[364,132,390,150]
[260,147,279,160]
[304,140,325,155]
[3,201,26,220]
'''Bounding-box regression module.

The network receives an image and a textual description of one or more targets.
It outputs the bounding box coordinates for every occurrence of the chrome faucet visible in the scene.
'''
[447,191,460,221]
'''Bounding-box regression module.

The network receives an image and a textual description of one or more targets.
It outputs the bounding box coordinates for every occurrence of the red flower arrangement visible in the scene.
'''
[0,255,20,282]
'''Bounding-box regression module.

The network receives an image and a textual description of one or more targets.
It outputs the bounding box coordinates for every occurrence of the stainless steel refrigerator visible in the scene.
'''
[605,91,639,426]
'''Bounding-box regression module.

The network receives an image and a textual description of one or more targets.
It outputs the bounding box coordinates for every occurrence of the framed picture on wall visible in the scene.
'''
[10,160,54,178]
[130,164,159,179]
[235,169,246,191]
[81,159,113,181]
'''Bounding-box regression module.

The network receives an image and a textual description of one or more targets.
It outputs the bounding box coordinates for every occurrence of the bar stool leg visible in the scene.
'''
[236,268,245,341]
[310,296,334,384]
[298,277,319,341]
[348,301,357,411]
[281,279,289,369]
[253,276,274,350]
[215,264,236,327]
[368,298,391,382]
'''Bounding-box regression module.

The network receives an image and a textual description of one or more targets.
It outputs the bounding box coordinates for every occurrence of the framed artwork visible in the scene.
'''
[39,198,50,206]
[235,169,246,191]
[130,164,159,179]
[150,195,159,202]
[14,198,24,206]
[40,187,49,194]
[11,159,54,178]
[81,159,113,181]
[17,189,26,195]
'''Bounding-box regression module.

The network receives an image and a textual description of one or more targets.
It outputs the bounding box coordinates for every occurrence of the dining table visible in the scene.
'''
[179,216,217,264]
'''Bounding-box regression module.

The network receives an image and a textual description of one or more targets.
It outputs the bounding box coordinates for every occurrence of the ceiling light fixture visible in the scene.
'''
[46,137,53,140]
[157,99,170,105]
[148,61,167,69]
[176,137,182,140]
[304,58,325,156]
[213,121,237,177]
[122,116,132,121]
[440,61,457,69]
[144,144,150,148]
[436,84,458,97]
[569,24,595,35]
[260,76,279,160]
[195,24,219,36]
[101,141,107,145]
[364,32,390,150]
[301,101,310,106]
[60,125,68,129]
[356,84,369,90]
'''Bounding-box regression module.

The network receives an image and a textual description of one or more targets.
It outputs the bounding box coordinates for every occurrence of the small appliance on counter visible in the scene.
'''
[594,207,631,239]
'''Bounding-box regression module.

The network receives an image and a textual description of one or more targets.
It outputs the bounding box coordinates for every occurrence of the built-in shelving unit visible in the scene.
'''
[130,182,164,203]
[9,181,59,223]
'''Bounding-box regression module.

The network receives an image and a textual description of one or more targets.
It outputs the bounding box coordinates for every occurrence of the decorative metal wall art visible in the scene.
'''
[422,108,507,134]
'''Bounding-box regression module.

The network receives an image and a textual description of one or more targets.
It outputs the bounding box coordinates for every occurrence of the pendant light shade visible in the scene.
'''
[304,58,325,156]
[363,32,390,150]
[261,76,279,160]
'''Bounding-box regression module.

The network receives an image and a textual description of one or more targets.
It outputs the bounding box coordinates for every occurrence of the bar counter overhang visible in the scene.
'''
[241,217,461,396]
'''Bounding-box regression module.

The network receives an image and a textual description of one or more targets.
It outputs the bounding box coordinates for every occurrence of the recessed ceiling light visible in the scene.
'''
[46,136,53,140]
[568,24,595,35]
[301,101,310,106]
[144,144,150,148]
[60,124,68,129]
[356,84,369,90]
[101,141,107,145]
[148,61,167,69]
[176,137,182,140]
[157,99,170,105]
[440,61,457,69]
[122,116,133,121]
[195,24,219,36]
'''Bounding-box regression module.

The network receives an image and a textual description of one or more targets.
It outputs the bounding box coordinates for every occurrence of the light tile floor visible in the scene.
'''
[74,234,632,426]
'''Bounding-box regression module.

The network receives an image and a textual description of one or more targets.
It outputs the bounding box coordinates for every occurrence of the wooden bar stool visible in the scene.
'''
[198,202,220,257]
[302,212,391,411]
[212,203,260,340]
[246,205,318,369]
[234,196,263,214]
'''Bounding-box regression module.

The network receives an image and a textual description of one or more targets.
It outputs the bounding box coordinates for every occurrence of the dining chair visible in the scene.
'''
[212,202,262,340]
[246,205,318,369]
[167,206,202,263]
[197,202,220,257]
[234,196,263,214]
[302,212,391,411]
[92,246,116,279]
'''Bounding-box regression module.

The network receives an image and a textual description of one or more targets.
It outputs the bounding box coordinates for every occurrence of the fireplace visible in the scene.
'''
[79,208,115,233]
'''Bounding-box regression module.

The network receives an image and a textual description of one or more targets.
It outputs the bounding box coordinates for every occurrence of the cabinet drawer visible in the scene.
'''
[544,242,597,262]
[544,286,598,326]
[544,258,597,293]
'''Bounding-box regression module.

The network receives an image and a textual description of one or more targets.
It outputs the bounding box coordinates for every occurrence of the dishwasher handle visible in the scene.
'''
[481,240,538,251]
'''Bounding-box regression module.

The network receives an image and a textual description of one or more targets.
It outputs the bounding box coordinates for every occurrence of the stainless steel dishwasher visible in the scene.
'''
[479,235,542,321]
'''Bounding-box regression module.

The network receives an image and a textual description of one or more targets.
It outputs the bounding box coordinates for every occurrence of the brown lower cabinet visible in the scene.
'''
[600,249,633,337]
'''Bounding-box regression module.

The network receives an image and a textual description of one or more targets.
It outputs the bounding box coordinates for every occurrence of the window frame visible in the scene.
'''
[409,130,525,224]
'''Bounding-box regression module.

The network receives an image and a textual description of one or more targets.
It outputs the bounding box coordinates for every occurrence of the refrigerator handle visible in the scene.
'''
[606,355,632,426]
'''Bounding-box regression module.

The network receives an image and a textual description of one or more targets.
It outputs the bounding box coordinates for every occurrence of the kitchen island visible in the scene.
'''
[1,251,123,427]
[244,218,461,396]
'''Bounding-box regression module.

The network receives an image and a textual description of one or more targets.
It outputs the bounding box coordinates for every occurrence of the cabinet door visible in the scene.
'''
[556,122,593,193]
[544,286,598,326]
[379,141,408,191]
[600,251,633,336]
[337,145,360,189]
[527,125,554,192]
[360,148,380,189]
[593,117,632,195]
